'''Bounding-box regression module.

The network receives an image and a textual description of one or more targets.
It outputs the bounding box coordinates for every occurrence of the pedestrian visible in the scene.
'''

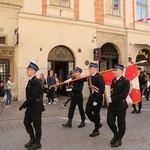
[0,74,5,98]
[145,73,150,100]
[131,67,147,113]
[5,74,14,108]
[47,69,56,105]
[106,64,130,147]
[54,73,59,102]
[85,62,105,137]
[19,61,45,150]
[62,67,86,128]
[62,70,74,109]
[39,73,47,105]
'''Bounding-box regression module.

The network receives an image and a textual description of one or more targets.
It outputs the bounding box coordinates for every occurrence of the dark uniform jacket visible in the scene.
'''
[109,76,130,111]
[21,76,45,113]
[89,72,105,104]
[71,78,84,102]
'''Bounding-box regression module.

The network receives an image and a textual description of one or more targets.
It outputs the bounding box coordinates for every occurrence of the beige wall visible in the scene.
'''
[0,0,23,6]
[1,0,149,101]
[79,0,94,22]
[22,0,42,15]
[18,13,96,100]
[0,3,22,100]
[0,4,19,45]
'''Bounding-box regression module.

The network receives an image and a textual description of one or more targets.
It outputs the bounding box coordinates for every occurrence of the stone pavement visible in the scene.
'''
[0,96,150,150]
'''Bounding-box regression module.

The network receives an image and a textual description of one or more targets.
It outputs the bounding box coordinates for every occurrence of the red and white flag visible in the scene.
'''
[137,17,150,22]
[101,64,141,105]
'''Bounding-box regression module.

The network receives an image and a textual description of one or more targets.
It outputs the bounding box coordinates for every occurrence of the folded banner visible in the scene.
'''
[137,17,150,22]
[101,64,141,105]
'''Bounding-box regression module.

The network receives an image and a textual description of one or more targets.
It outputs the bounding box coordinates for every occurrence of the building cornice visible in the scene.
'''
[0,2,22,9]
[18,12,150,36]
[18,12,126,34]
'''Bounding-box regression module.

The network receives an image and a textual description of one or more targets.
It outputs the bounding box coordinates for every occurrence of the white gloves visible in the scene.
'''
[65,78,72,84]
[93,102,97,106]
[107,97,112,103]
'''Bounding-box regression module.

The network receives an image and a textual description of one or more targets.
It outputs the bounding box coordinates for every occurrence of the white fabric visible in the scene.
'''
[93,101,97,106]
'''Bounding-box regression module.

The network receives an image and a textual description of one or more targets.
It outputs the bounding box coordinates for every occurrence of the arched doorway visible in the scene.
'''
[136,49,150,71]
[94,43,119,71]
[48,45,75,95]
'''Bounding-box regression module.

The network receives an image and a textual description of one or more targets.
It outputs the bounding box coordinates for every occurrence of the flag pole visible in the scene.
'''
[50,60,147,88]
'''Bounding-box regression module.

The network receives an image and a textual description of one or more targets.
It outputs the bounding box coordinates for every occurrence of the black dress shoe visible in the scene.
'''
[24,139,35,148]
[78,122,85,128]
[111,139,122,147]
[27,143,41,150]
[110,135,118,144]
[62,120,72,128]
[131,110,137,114]
[136,110,141,113]
[89,130,99,137]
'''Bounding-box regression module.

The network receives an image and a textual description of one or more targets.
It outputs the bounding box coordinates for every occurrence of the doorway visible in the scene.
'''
[48,45,75,96]
[48,61,74,96]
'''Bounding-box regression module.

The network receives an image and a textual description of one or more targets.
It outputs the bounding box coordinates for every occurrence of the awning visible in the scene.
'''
[134,44,150,48]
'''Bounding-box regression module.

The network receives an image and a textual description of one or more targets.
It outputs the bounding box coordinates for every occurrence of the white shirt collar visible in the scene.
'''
[92,72,98,76]
[30,75,35,80]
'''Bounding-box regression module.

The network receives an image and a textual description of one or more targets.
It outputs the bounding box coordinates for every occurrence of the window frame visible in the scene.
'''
[136,0,147,20]
[0,60,10,82]
[0,36,6,45]
[50,0,70,8]
[106,0,121,17]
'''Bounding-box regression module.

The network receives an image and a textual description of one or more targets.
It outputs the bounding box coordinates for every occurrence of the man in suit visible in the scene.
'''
[19,61,45,150]
[107,64,130,147]
[62,67,86,128]
[85,62,105,137]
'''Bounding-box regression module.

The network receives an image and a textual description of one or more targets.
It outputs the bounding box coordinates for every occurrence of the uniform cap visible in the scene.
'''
[114,64,124,70]
[74,67,82,73]
[27,62,39,71]
[89,62,98,68]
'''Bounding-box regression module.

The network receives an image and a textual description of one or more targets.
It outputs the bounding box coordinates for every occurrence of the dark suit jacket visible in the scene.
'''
[88,72,105,104]
[21,76,45,113]
[109,76,130,111]
[71,78,84,102]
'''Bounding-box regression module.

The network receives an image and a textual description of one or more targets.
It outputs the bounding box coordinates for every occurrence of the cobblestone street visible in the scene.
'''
[0,97,150,150]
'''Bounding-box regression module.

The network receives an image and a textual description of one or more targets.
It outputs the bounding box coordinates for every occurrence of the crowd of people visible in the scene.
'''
[0,61,150,150]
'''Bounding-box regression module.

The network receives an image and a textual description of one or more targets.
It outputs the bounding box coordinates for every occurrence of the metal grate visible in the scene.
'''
[0,60,9,82]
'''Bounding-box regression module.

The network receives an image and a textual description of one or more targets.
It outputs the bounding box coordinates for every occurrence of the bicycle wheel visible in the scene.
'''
[0,101,4,113]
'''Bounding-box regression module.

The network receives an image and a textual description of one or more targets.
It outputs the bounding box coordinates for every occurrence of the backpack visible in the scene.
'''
[3,82,8,91]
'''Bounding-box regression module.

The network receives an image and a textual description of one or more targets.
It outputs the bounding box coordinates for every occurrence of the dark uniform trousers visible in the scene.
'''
[24,112,42,143]
[85,73,105,131]
[107,76,130,140]
[68,99,85,122]
[85,95,101,130]
[20,76,45,144]
[107,108,127,139]
[67,78,86,123]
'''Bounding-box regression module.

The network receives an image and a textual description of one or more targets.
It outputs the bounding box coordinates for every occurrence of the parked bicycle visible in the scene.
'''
[0,97,4,113]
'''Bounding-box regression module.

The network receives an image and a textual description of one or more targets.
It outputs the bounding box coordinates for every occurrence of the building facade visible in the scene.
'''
[0,0,150,101]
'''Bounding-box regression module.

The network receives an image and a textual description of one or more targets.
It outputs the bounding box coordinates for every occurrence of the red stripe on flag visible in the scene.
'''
[124,65,138,81]
[101,71,115,85]
[129,88,141,103]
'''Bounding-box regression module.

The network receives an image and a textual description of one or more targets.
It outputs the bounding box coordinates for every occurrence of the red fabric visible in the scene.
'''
[137,17,150,22]
[101,64,141,104]
[101,71,115,85]
[124,65,138,81]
